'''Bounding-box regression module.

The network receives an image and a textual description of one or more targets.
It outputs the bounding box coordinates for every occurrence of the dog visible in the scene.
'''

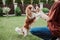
[15,4,49,37]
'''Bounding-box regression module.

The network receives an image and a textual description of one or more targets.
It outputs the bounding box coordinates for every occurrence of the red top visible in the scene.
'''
[48,1,60,37]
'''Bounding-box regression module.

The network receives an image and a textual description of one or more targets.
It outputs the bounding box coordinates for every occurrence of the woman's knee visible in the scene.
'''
[30,27,52,37]
[30,27,39,35]
[30,28,35,34]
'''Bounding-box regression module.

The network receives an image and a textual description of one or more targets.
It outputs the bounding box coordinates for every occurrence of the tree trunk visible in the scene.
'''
[21,0,25,14]
[46,0,48,4]
[2,0,6,6]
[13,0,15,4]
[39,0,40,4]
[31,0,33,4]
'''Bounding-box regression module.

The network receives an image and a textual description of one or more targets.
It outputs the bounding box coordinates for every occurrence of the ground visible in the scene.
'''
[0,16,47,40]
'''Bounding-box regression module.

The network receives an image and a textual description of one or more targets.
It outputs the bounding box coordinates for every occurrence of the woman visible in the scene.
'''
[30,0,60,40]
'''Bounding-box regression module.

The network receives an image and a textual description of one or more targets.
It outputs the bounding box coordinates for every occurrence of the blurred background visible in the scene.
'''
[0,0,54,16]
[0,0,55,40]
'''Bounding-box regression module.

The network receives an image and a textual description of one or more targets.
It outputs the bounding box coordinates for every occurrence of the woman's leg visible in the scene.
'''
[30,26,52,40]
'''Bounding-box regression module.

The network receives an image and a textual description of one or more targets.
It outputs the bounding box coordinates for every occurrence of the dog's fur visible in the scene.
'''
[15,4,41,36]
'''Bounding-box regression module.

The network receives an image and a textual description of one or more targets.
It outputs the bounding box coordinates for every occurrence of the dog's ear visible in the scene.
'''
[25,5,33,15]
[29,7,32,10]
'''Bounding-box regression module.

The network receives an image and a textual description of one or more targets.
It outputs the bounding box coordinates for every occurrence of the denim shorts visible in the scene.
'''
[30,26,53,40]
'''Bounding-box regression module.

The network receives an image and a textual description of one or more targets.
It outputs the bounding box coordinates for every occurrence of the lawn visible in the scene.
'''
[0,16,47,40]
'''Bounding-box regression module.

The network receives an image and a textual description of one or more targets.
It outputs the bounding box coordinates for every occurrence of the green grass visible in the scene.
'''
[0,16,47,40]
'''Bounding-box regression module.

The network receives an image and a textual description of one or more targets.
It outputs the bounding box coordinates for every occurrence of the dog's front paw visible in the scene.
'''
[22,27,28,37]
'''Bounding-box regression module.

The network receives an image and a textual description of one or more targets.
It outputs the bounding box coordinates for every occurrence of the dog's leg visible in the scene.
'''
[22,17,35,36]
[15,17,35,37]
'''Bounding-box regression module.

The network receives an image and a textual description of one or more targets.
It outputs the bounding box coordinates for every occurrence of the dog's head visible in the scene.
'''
[25,5,35,18]
[25,4,40,19]
[27,5,33,9]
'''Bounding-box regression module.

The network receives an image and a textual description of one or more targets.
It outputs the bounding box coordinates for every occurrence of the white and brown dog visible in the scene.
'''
[15,4,49,37]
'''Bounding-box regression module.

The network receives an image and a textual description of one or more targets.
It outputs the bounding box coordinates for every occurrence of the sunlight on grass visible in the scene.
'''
[0,16,47,40]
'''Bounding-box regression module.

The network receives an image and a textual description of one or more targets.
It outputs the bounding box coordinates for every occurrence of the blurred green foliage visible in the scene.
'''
[5,0,54,5]
[6,0,13,5]
[15,6,21,16]
[42,8,49,13]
